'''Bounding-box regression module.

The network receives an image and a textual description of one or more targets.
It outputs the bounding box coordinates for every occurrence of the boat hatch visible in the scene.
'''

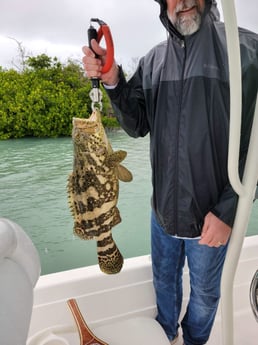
[250,270,258,322]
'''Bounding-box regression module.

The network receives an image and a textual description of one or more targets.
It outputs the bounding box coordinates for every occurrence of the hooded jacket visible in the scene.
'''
[106,0,258,237]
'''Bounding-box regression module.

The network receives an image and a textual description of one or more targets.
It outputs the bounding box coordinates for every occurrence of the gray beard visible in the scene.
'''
[167,2,202,36]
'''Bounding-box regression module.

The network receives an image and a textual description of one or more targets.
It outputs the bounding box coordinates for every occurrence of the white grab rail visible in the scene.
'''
[220,1,258,344]
[221,0,244,197]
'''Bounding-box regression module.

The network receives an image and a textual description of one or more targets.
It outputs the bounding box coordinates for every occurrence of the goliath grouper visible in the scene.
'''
[67,109,133,274]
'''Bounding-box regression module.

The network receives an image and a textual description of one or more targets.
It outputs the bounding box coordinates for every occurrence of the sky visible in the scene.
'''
[0,0,257,71]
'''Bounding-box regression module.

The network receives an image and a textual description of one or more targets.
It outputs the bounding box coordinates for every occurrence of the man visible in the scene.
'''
[82,1,258,344]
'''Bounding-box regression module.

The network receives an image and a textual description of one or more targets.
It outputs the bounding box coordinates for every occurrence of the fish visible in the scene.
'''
[67,108,133,274]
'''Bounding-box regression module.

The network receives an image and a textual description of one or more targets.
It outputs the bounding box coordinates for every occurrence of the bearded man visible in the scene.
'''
[82,1,258,344]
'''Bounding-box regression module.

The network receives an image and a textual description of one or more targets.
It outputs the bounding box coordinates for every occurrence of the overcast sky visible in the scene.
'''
[0,0,257,71]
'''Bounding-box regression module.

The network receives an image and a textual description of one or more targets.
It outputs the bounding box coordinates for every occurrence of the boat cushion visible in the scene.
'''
[27,317,171,345]
[94,317,171,345]
[0,218,41,345]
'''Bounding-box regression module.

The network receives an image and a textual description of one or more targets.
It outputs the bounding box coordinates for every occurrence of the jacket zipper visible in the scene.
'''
[174,38,186,236]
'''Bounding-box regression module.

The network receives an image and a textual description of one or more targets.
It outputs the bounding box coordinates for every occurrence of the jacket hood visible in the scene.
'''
[154,0,220,39]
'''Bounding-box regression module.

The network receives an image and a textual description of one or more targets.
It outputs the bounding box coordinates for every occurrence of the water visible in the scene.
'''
[0,132,152,274]
[0,133,257,275]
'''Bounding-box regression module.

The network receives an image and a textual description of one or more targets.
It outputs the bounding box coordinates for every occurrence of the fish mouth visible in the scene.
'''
[73,117,99,133]
[88,111,98,122]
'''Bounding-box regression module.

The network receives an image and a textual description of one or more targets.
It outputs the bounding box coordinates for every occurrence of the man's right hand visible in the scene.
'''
[82,39,119,86]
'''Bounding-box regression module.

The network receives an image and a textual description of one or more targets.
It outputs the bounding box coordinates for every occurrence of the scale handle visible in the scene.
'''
[87,25,99,88]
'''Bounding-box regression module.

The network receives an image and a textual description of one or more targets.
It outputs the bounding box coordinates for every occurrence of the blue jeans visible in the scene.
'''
[151,212,228,345]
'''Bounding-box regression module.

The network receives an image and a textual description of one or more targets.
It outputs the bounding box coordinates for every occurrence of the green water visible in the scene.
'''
[0,132,257,275]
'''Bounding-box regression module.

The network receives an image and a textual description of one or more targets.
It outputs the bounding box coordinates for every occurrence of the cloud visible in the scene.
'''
[217,0,258,32]
[0,0,257,69]
[0,0,164,68]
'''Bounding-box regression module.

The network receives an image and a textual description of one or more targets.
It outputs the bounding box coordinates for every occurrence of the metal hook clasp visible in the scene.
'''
[89,87,103,111]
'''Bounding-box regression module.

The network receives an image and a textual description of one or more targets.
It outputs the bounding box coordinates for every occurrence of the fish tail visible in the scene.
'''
[97,235,124,274]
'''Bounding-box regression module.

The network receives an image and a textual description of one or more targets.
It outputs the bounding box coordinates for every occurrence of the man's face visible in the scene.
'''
[166,0,205,36]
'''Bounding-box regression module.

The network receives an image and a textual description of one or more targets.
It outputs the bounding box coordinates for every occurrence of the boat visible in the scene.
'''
[0,0,257,344]
[26,234,258,345]
[0,216,257,345]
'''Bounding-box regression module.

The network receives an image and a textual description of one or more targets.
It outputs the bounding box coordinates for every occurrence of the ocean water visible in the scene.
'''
[0,132,257,275]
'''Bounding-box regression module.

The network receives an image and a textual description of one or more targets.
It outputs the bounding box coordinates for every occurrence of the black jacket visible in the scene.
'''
[106,1,258,237]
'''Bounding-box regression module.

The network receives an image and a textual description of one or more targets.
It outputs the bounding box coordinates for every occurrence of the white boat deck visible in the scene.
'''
[28,235,258,345]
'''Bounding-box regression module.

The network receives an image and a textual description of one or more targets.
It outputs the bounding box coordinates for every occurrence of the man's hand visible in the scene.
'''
[199,212,232,247]
[82,39,119,86]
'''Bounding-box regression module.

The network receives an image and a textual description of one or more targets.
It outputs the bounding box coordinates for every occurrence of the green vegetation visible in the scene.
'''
[0,54,119,139]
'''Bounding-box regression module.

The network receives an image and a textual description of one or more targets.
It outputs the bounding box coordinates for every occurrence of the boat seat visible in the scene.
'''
[27,317,171,345]
[94,317,171,345]
[0,218,41,345]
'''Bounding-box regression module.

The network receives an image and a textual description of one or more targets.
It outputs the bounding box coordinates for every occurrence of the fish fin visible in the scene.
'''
[67,173,76,218]
[116,164,133,182]
[106,150,127,167]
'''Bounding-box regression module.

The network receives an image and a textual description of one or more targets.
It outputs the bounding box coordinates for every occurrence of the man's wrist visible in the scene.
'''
[102,64,119,86]
[103,82,118,89]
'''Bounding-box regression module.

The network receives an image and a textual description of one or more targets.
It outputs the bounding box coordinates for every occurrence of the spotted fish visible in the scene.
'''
[67,109,133,274]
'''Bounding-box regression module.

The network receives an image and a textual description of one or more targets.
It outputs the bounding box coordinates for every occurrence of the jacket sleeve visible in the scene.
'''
[104,63,150,138]
[210,184,238,228]
[211,39,258,228]
[211,130,252,228]
[211,92,258,228]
